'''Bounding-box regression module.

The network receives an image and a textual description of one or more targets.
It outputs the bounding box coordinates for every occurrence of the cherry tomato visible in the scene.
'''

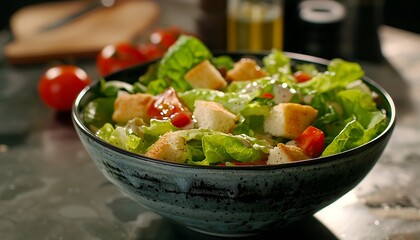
[96,42,147,76]
[294,126,325,158]
[293,71,312,83]
[38,65,91,111]
[147,87,192,128]
[138,43,164,61]
[149,27,181,50]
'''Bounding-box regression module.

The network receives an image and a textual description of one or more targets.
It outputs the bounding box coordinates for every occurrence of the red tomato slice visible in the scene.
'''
[294,126,325,158]
[293,71,312,83]
[147,88,192,128]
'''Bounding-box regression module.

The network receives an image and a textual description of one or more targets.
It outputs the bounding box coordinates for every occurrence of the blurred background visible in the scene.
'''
[1,0,419,63]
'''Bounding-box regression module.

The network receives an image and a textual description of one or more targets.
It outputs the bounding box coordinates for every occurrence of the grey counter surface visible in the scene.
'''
[1,3,420,239]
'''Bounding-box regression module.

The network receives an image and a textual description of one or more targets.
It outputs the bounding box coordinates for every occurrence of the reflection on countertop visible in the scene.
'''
[0,24,420,239]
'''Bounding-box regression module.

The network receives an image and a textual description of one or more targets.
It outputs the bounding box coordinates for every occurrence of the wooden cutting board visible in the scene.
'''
[4,0,160,64]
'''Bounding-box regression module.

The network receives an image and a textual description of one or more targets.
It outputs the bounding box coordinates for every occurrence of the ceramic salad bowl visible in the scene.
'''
[72,51,395,236]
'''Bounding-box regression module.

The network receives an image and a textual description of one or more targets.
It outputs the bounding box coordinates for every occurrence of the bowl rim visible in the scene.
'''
[72,51,396,170]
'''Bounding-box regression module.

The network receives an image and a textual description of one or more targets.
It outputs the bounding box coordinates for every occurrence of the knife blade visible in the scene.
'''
[38,0,115,33]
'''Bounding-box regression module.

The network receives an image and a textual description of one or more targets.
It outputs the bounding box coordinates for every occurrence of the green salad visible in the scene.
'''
[83,35,388,166]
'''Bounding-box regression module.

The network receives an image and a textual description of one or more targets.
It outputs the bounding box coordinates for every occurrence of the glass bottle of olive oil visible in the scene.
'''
[227,0,283,51]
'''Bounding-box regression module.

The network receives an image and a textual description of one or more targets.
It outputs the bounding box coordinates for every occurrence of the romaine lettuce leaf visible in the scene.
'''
[201,133,271,164]
[294,63,319,76]
[201,134,261,163]
[97,124,143,153]
[156,35,213,93]
[83,97,115,132]
[322,117,386,156]
[337,89,386,129]
[96,119,177,154]
[179,89,256,114]
[262,48,291,75]
[321,89,388,156]
[298,59,365,94]
[211,55,235,70]
[233,102,271,136]
[100,79,134,97]
[173,129,271,165]
[227,77,274,93]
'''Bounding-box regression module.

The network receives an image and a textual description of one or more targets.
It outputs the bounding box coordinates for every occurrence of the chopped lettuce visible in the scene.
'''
[83,97,115,132]
[100,79,134,97]
[262,48,291,75]
[227,77,275,93]
[294,63,319,76]
[321,89,387,156]
[96,119,177,154]
[298,59,365,95]
[201,134,262,164]
[233,102,271,136]
[97,126,272,165]
[175,129,271,165]
[322,116,386,156]
[84,36,389,165]
[211,55,235,70]
[97,124,143,153]
[155,35,213,93]
[179,89,257,114]
[136,63,160,94]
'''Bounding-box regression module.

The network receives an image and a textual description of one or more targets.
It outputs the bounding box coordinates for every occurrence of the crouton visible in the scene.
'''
[264,103,318,139]
[184,60,227,90]
[226,58,267,81]
[267,143,310,165]
[112,93,154,124]
[145,131,188,163]
[193,100,238,133]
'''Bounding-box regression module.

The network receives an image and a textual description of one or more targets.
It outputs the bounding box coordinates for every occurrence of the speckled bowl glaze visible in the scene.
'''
[72,52,396,236]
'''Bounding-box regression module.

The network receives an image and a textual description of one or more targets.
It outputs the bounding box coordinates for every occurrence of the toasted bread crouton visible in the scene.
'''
[145,131,188,163]
[226,58,267,81]
[264,103,318,139]
[193,100,238,133]
[112,93,154,124]
[267,143,310,165]
[184,60,227,90]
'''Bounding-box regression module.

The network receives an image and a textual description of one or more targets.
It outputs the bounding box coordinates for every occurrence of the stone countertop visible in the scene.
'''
[314,26,420,240]
[1,7,420,239]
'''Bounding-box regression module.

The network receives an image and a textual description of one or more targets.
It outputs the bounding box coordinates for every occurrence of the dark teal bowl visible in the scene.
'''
[72,52,396,236]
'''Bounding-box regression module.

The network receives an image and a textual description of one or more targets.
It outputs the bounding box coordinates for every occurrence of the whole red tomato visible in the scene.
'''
[96,42,147,76]
[138,43,164,61]
[149,27,182,50]
[38,65,91,111]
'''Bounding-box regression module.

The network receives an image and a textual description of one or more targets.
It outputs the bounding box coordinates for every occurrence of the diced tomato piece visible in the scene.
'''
[293,71,312,83]
[294,126,325,158]
[261,92,274,99]
[147,88,192,127]
[170,111,192,128]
